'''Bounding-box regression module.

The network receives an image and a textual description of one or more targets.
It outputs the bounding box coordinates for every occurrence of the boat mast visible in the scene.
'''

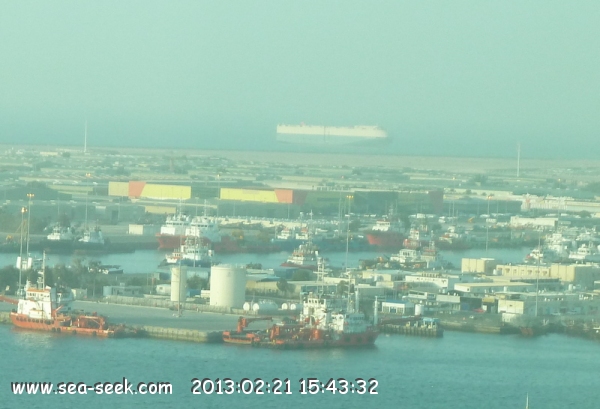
[535,233,540,317]
[41,251,46,288]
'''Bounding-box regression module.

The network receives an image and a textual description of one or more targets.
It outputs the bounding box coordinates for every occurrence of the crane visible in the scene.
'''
[236,316,272,333]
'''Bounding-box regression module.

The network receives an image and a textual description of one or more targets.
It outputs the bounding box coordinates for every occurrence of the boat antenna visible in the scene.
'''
[41,251,46,288]
[535,232,540,318]
[525,393,529,409]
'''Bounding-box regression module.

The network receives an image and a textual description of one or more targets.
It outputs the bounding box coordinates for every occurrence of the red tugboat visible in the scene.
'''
[365,218,406,249]
[4,284,123,338]
[265,294,379,348]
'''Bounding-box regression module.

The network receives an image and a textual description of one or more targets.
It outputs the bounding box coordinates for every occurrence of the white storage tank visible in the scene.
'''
[170,265,187,303]
[288,303,298,311]
[243,302,252,311]
[210,264,247,308]
[252,300,278,313]
[281,303,289,310]
[415,303,424,316]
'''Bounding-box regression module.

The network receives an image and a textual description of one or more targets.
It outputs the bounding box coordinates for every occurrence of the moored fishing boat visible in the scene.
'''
[365,218,405,249]
[164,236,214,267]
[280,242,320,270]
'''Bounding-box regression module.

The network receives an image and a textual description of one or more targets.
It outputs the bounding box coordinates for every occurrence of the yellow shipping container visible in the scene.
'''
[142,184,191,200]
[108,182,130,197]
[220,188,279,203]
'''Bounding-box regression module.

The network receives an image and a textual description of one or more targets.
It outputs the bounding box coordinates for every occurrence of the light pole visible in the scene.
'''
[26,193,34,256]
[485,195,492,252]
[85,173,91,230]
[18,206,27,296]
[345,195,353,273]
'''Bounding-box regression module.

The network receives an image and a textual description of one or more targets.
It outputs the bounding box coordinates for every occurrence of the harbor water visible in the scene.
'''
[5,246,591,408]
[3,324,600,408]
[0,246,528,275]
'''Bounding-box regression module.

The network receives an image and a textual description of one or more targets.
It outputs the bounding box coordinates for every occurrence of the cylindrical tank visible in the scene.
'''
[170,265,187,303]
[243,302,251,311]
[415,304,424,316]
[568,284,574,292]
[210,264,247,308]
[281,303,289,310]
[252,300,278,313]
[288,303,298,311]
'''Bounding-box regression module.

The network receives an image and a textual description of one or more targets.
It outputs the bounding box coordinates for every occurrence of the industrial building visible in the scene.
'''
[497,292,600,316]
[497,263,600,289]
[461,258,500,274]
[107,181,444,219]
[405,272,473,292]
[454,281,534,296]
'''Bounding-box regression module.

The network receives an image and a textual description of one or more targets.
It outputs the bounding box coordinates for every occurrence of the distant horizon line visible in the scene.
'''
[2,141,598,163]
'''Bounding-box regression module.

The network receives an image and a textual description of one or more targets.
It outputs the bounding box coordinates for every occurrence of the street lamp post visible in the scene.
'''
[26,193,34,256]
[18,206,27,296]
[486,195,492,252]
[344,195,353,273]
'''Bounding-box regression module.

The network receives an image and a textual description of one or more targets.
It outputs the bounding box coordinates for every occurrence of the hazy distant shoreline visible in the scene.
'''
[4,144,600,174]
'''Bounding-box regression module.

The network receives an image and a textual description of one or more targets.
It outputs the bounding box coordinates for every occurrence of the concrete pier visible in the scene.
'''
[379,323,444,338]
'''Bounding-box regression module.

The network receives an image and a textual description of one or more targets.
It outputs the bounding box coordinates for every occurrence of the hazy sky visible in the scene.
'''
[1,1,599,158]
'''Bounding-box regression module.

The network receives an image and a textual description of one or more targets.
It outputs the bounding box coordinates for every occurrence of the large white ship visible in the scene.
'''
[276,124,388,145]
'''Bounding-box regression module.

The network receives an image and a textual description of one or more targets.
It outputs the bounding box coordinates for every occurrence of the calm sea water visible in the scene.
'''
[3,325,600,409]
[5,247,575,408]
[0,246,528,275]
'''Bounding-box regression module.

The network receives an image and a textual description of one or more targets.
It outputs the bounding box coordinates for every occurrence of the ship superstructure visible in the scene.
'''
[276,124,388,145]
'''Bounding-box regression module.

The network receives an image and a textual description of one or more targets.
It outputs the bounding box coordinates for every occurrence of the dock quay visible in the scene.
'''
[378,316,444,337]
[379,322,443,337]
[0,310,222,343]
[439,320,519,335]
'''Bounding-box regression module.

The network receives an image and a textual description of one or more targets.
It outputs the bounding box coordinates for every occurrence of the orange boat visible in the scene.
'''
[222,316,272,345]
[224,294,379,349]
[265,296,379,349]
[6,286,122,338]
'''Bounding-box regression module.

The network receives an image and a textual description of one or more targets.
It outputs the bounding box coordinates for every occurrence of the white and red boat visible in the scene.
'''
[164,236,214,268]
[403,227,432,250]
[156,212,192,250]
[267,294,379,348]
[5,284,121,337]
[280,242,320,270]
[365,218,405,249]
